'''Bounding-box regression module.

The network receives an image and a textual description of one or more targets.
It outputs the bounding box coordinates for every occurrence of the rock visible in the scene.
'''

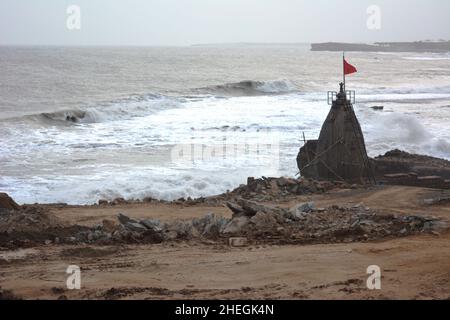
[66,237,77,243]
[124,222,147,233]
[102,219,119,233]
[276,177,290,187]
[140,219,162,232]
[222,216,250,234]
[0,193,20,211]
[225,202,244,216]
[250,212,280,231]
[290,202,315,215]
[371,106,384,111]
[422,221,434,232]
[164,230,178,240]
[237,199,272,217]
[98,199,108,206]
[228,237,248,247]
[226,200,270,217]
[193,213,228,238]
[165,221,193,239]
[117,213,138,225]
[141,229,164,243]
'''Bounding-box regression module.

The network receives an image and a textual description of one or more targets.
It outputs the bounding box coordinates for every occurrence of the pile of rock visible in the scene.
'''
[0,196,442,249]
[205,177,345,204]
[0,205,88,248]
[219,199,440,244]
[74,212,230,245]
[94,177,350,208]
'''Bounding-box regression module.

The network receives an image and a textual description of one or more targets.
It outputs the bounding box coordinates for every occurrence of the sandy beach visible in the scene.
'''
[1,180,449,300]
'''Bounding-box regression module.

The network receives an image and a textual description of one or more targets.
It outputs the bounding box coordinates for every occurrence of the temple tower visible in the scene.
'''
[297,83,374,184]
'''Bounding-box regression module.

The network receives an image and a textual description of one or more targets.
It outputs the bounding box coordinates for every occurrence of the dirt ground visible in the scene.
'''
[1,185,449,300]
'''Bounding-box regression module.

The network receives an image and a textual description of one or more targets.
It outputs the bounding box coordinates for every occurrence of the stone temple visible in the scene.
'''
[297,83,374,184]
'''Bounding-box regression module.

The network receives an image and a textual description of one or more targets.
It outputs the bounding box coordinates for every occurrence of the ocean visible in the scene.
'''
[1,45,449,204]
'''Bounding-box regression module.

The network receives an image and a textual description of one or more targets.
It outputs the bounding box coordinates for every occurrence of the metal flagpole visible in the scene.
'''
[343,52,346,91]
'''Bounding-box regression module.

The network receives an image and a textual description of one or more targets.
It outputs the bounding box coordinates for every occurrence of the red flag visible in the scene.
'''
[344,59,357,75]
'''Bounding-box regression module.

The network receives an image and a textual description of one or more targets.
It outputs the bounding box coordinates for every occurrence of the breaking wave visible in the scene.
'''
[195,79,298,96]
[365,112,450,160]
[24,94,180,125]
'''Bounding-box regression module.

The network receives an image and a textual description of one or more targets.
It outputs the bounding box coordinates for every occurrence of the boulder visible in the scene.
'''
[124,222,147,233]
[250,211,280,231]
[163,230,179,241]
[193,213,228,238]
[140,219,162,229]
[0,193,20,211]
[222,216,249,234]
[226,199,275,218]
[117,213,139,225]
[225,202,244,216]
[165,221,193,239]
[102,219,119,233]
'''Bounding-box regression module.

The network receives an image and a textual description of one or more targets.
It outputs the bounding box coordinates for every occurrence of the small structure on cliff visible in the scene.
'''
[297,83,375,184]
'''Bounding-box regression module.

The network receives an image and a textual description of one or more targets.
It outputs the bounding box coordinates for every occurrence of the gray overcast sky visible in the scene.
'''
[1,0,449,46]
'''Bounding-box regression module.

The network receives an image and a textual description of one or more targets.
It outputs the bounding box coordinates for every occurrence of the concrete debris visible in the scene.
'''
[192,213,228,239]
[117,213,138,225]
[0,196,444,249]
[124,222,147,233]
[101,219,118,233]
[228,237,248,247]
[221,201,442,244]
[222,216,249,234]
[140,219,162,232]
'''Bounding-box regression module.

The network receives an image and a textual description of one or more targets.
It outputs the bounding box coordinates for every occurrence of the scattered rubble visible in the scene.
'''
[92,177,349,207]
[219,177,343,202]
[0,206,88,249]
[0,191,445,249]
[219,199,442,244]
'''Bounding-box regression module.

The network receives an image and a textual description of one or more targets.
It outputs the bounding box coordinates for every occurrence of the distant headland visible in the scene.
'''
[311,41,450,53]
